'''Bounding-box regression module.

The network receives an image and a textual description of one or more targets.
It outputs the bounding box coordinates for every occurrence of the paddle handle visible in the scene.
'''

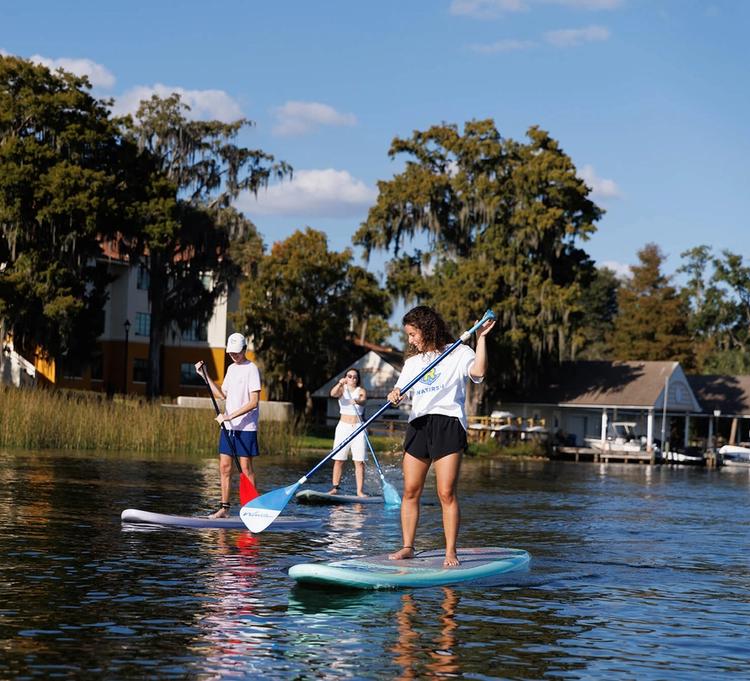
[303,309,495,481]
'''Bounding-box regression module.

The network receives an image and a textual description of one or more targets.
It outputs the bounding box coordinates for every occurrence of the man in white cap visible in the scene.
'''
[195,332,261,518]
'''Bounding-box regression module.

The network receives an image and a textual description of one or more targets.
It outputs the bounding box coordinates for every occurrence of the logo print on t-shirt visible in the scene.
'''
[420,368,440,386]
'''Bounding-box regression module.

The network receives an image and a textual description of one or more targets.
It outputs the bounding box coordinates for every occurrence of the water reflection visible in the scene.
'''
[391,588,459,679]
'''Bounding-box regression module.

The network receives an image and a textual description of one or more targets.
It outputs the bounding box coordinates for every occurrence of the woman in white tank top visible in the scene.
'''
[328,367,368,496]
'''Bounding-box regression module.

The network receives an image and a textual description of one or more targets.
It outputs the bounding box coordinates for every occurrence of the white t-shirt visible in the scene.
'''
[395,344,482,430]
[339,386,365,417]
[222,361,261,431]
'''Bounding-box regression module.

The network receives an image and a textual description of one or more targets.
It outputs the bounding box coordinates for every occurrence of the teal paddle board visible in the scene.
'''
[121,508,321,531]
[288,547,530,589]
[295,489,383,505]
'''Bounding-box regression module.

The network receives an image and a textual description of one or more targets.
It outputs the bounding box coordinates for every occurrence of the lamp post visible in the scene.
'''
[123,319,131,394]
[713,409,721,451]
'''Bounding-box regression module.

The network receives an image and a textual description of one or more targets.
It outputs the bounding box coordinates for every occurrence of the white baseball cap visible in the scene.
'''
[226,332,247,353]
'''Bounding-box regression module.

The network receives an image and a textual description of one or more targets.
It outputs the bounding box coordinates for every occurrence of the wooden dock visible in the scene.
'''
[553,446,657,465]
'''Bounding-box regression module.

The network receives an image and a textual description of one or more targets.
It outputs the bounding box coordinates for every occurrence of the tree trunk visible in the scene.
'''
[466,380,485,417]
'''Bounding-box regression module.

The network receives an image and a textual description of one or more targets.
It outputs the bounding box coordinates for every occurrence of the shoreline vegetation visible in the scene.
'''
[0,386,546,458]
[0,386,300,455]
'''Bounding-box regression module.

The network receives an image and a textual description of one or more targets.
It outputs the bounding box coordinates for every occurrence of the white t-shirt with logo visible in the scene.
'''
[395,344,482,430]
[222,361,261,431]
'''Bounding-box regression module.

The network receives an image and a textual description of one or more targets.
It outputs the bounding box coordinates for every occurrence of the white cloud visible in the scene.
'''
[544,25,610,47]
[111,84,243,121]
[600,260,631,279]
[237,168,376,218]
[579,164,622,200]
[272,101,357,136]
[469,39,536,54]
[451,0,621,17]
[0,50,117,89]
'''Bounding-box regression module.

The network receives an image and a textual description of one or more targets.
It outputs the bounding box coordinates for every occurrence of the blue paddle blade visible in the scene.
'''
[240,480,302,533]
[381,479,401,507]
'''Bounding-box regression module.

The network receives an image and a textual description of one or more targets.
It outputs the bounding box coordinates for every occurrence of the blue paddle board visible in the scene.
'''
[288,547,530,589]
[295,489,383,505]
[121,508,321,531]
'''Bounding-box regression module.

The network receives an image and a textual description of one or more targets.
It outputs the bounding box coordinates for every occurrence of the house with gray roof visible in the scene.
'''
[496,360,701,452]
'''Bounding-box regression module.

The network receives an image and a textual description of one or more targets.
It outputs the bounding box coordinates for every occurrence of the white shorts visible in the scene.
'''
[332,421,367,461]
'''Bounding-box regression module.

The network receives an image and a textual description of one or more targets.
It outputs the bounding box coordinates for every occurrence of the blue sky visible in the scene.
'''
[3,0,748,289]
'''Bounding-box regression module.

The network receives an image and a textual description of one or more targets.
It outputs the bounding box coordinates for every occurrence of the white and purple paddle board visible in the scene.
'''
[288,547,530,589]
[121,508,321,531]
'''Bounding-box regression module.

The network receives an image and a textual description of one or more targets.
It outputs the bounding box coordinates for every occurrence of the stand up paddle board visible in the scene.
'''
[121,508,322,531]
[288,547,530,589]
[295,489,383,505]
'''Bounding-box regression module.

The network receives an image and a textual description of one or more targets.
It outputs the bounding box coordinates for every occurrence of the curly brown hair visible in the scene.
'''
[402,306,453,355]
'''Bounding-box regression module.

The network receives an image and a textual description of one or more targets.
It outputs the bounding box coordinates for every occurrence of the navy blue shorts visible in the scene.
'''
[403,414,466,460]
[219,429,259,457]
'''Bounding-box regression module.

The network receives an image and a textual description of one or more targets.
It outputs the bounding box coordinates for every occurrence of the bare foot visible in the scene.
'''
[443,552,460,568]
[208,506,229,519]
[327,487,339,495]
[356,492,369,498]
[388,546,415,560]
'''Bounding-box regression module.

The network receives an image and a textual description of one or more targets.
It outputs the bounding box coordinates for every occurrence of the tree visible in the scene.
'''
[122,94,291,397]
[575,266,621,359]
[235,228,391,398]
[680,245,750,373]
[610,243,694,367]
[354,120,601,400]
[0,55,130,364]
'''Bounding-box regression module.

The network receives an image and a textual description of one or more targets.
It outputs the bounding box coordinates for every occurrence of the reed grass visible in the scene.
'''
[0,386,301,455]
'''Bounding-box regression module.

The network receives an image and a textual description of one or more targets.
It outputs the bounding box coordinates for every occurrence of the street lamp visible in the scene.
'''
[713,409,721,451]
[123,319,131,394]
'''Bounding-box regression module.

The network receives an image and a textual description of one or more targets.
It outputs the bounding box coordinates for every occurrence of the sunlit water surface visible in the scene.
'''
[1,449,748,679]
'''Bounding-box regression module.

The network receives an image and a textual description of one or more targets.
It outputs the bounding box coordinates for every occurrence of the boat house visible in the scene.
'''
[496,361,701,452]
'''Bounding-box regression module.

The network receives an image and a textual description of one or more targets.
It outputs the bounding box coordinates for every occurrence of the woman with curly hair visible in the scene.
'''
[387,305,495,567]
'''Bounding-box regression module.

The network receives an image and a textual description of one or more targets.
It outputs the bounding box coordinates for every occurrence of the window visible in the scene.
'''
[90,351,103,381]
[180,362,205,386]
[181,320,208,342]
[135,312,150,337]
[133,358,148,383]
[137,265,150,290]
[60,356,83,379]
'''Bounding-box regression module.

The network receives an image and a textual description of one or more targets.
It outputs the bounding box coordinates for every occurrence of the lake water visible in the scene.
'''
[1,448,748,679]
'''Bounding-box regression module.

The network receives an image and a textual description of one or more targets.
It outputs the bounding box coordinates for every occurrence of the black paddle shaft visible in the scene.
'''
[199,363,242,474]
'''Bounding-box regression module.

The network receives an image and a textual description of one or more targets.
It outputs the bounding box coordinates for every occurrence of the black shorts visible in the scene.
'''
[403,414,467,461]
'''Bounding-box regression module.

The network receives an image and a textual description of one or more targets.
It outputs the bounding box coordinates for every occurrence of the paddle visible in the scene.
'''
[198,364,259,505]
[240,309,496,532]
[344,386,401,507]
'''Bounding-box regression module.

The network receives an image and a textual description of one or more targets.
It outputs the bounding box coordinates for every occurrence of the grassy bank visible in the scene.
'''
[0,386,300,455]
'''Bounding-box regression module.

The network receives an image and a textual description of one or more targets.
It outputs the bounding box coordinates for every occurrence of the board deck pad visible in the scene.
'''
[295,489,384,505]
[121,508,322,531]
[288,547,530,589]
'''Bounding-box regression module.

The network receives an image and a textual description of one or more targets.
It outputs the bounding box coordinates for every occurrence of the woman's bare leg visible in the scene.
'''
[354,460,367,496]
[328,459,344,494]
[389,454,430,560]
[434,452,462,566]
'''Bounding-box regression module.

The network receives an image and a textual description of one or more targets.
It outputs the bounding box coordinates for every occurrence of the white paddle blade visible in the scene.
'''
[239,481,302,533]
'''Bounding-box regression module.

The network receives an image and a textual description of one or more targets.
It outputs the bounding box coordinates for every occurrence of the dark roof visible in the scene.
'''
[351,337,403,371]
[687,374,750,416]
[503,360,677,408]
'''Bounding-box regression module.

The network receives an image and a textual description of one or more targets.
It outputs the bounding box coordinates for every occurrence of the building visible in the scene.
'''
[11,239,247,398]
[496,360,701,452]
